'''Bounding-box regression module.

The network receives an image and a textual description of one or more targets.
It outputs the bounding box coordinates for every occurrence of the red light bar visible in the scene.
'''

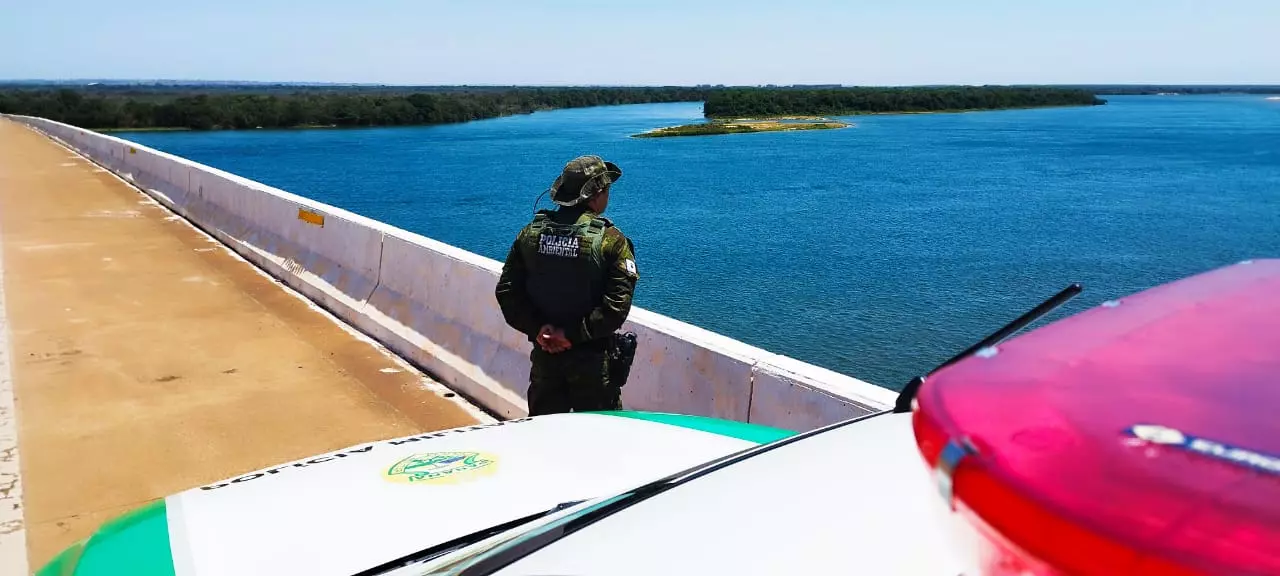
[912,260,1280,575]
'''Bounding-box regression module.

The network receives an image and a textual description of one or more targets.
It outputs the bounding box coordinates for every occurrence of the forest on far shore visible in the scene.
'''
[0,87,709,130]
[704,87,1105,118]
[0,85,1112,131]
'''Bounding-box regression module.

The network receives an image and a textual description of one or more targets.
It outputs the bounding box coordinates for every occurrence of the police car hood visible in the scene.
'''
[488,412,967,576]
[54,412,782,576]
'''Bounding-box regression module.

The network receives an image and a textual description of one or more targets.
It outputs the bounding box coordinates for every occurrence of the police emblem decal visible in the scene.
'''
[538,234,580,258]
[384,451,499,485]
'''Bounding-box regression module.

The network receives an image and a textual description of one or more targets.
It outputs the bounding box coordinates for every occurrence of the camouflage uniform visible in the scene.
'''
[495,156,640,416]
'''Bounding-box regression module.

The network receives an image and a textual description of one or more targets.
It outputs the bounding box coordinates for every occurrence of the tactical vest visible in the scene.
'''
[523,210,611,331]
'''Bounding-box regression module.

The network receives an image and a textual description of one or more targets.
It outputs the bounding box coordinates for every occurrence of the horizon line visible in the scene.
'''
[3,79,1280,88]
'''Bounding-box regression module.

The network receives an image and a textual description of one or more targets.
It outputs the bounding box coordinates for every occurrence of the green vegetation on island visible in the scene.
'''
[634,87,1102,138]
[703,86,1106,118]
[633,118,850,138]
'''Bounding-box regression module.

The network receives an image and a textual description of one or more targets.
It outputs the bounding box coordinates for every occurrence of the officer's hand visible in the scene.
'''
[547,328,571,353]
[537,325,572,354]
[537,325,565,353]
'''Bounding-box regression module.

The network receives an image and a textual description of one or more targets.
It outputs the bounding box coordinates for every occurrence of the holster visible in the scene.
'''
[607,331,639,389]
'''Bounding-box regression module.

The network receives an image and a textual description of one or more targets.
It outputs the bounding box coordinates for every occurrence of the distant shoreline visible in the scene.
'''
[93,104,1092,136]
[95,126,193,133]
[73,94,1258,136]
[1,86,707,132]
[707,102,1102,121]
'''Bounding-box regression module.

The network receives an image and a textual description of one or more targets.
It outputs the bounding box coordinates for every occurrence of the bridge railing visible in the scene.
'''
[5,115,896,430]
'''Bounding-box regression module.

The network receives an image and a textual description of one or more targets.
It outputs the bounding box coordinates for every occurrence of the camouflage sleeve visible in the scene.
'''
[566,228,639,344]
[494,229,545,340]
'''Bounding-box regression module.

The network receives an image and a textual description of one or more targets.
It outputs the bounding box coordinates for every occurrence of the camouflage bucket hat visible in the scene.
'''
[550,155,623,207]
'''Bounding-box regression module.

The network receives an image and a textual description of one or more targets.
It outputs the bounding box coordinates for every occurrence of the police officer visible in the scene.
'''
[495,155,639,416]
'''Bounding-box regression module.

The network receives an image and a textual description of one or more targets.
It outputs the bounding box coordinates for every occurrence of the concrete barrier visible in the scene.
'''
[749,353,898,431]
[209,179,385,320]
[621,310,756,421]
[5,114,896,431]
[132,147,195,213]
[363,231,530,419]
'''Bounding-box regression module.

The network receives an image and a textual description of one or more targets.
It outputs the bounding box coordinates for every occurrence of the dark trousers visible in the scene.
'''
[527,343,621,416]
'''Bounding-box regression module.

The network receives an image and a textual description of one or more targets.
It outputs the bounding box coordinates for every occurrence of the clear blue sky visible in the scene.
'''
[2,0,1275,85]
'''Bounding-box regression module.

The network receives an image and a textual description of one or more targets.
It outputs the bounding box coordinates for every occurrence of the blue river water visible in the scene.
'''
[121,95,1280,390]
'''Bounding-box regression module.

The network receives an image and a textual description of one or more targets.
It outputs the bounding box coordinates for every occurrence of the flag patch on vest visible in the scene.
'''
[538,234,580,258]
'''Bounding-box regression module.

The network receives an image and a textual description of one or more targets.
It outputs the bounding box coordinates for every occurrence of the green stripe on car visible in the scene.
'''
[591,411,795,443]
[37,499,176,576]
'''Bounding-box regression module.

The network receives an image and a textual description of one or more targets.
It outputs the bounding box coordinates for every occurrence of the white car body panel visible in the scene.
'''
[165,413,761,576]
[490,412,967,576]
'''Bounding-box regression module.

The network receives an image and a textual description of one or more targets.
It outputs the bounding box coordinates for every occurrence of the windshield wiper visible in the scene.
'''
[352,501,586,576]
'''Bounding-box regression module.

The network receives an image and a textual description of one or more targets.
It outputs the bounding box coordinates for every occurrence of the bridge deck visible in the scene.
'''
[0,120,484,572]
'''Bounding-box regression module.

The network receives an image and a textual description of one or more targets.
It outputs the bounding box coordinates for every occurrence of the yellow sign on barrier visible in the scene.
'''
[298,208,325,227]
[128,147,137,154]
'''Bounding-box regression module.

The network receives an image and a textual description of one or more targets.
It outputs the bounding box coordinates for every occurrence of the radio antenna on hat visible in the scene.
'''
[532,189,550,214]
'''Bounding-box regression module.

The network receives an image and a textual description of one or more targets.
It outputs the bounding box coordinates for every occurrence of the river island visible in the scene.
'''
[633,86,1106,138]
[633,117,850,138]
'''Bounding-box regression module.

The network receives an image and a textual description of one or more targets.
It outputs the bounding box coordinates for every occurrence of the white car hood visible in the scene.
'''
[492,412,967,576]
[162,413,767,576]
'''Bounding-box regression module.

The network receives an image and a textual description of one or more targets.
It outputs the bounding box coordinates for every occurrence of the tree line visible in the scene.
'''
[1067,85,1280,95]
[703,87,1106,118]
[0,87,709,130]
[0,85,1110,130]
